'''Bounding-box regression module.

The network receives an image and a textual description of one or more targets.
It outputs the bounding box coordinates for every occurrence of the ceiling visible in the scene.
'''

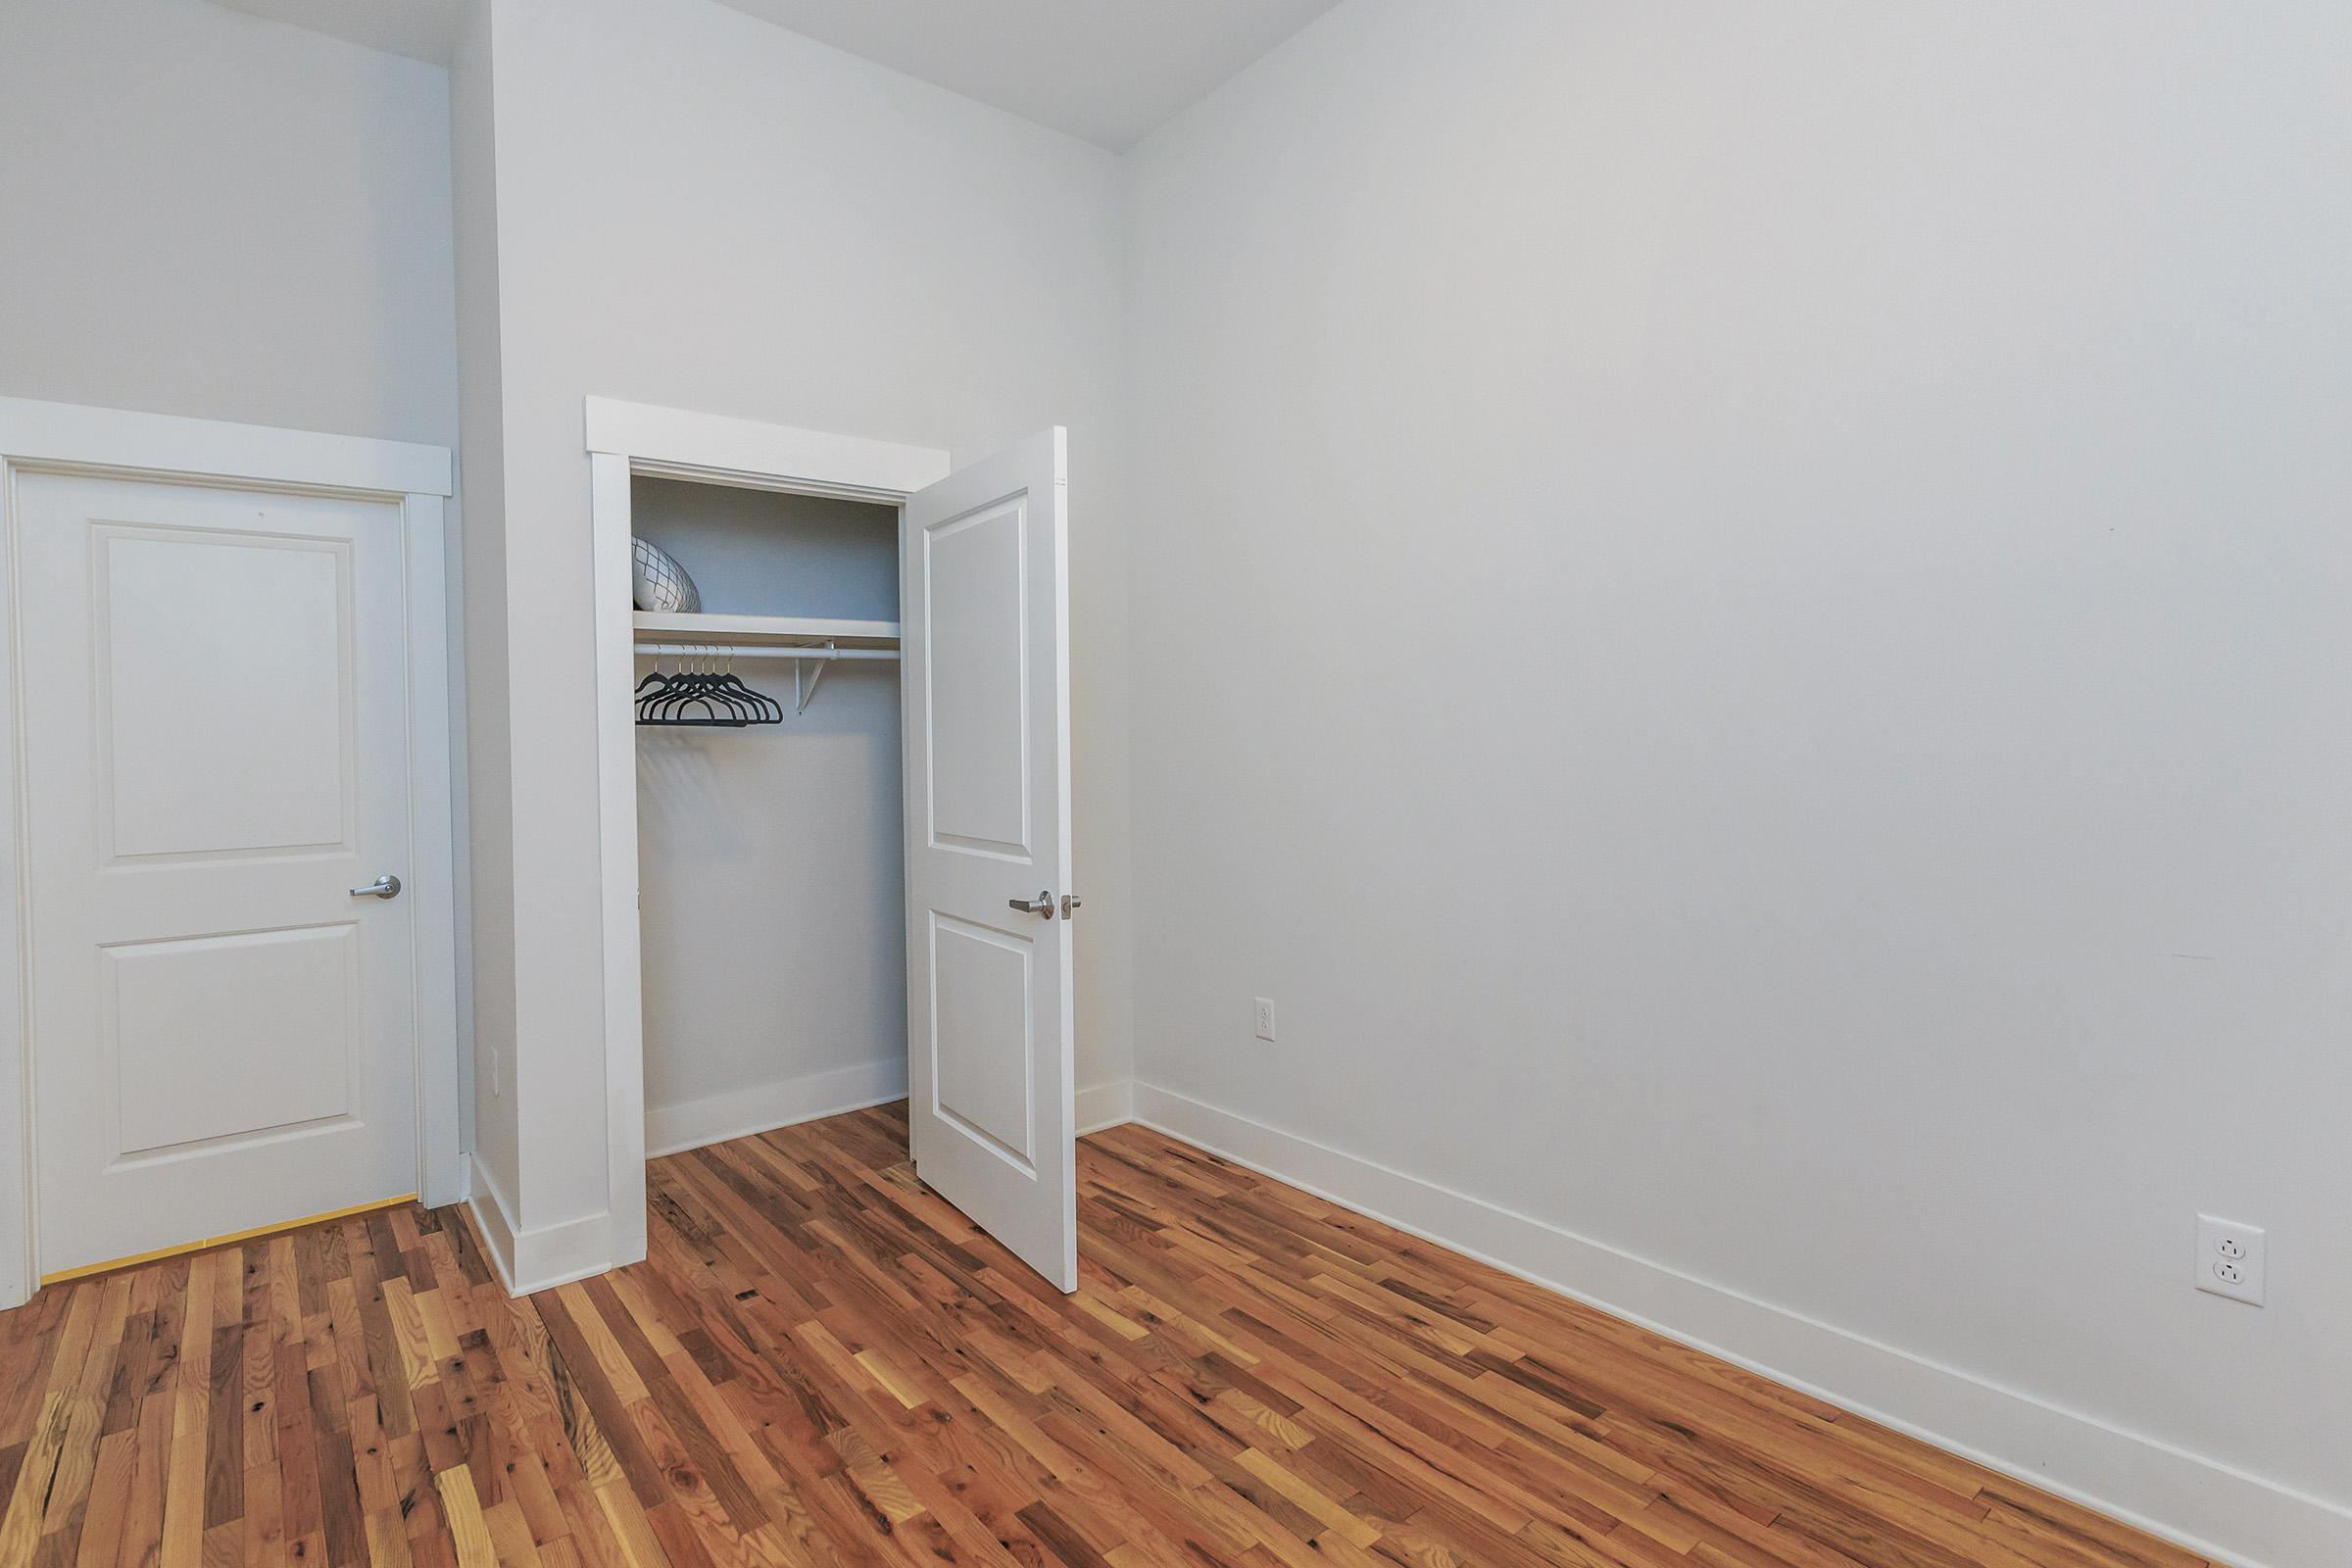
[206,0,1341,151]
[704,0,1340,149]
[211,0,464,68]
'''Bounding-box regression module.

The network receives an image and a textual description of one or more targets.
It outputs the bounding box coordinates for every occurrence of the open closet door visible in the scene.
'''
[901,427,1078,1292]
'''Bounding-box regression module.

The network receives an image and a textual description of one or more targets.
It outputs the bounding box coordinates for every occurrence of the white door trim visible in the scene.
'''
[580,397,948,1293]
[0,396,460,1310]
[584,395,949,500]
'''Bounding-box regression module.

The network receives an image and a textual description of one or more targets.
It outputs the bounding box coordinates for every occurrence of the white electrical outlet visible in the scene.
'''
[1253,997,1277,1042]
[2196,1214,2265,1305]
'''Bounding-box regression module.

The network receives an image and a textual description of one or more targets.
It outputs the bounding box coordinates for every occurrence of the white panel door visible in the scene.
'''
[902,428,1076,1292]
[17,470,418,1279]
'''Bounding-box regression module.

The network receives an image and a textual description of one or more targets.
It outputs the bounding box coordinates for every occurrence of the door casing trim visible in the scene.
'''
[574,396,948,1296]
[0,395,461,1310]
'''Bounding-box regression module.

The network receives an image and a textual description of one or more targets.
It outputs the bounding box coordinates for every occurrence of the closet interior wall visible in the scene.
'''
[630,476,907,1152]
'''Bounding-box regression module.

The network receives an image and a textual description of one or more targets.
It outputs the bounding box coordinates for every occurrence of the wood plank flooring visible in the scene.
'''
[0,1102,2209,1567]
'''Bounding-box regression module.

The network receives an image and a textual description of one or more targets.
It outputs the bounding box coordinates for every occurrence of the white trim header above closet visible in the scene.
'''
[583,396,949,498]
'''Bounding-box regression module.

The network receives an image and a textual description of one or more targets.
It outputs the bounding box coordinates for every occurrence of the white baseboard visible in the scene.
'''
[645,1057,908,1159]
[466,1058,906,1298]
[465,1154,515,1287]
[466,1154,617,1297]
[1131,1082,2346,1568]
[1076,1078,1133,1135]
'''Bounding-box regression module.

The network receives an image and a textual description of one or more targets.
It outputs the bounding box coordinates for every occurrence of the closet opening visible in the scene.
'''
[587,399,1082,1294]
[630,475,908,1162]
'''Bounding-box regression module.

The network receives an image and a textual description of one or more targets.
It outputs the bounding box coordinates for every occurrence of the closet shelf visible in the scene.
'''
[633,612,899,713]
[632,611,900,650]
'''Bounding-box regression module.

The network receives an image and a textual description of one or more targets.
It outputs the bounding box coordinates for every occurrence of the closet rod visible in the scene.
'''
[635,642,900,662]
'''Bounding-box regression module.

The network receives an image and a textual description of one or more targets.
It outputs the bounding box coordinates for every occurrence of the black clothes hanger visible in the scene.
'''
[710,652,783,722]
[636,647,783,727]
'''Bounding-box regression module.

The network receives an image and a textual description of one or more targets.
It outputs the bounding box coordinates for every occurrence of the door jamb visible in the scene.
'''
[0,395,460,1310]
[581,396,947,1283]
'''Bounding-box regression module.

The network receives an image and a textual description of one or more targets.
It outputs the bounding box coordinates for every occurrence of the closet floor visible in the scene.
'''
[0,1103,2207,1568]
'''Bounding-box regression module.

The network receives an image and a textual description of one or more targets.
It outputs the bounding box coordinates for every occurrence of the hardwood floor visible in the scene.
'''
[1,1103,2207,1568]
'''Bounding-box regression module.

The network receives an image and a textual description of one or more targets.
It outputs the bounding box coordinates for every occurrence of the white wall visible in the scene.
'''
[449,0,517,1213]
[463,0,1133,1251]
[0,0,458,446]
[1123,3,2352,1562]
[631,481,908,1151]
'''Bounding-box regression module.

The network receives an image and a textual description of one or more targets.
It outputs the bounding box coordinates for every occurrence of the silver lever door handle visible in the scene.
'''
[351,873,403,900]
[1008,890,1054,918]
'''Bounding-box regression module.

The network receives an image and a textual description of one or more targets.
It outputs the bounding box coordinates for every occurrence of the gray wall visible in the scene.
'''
[1123,1,2352,1557]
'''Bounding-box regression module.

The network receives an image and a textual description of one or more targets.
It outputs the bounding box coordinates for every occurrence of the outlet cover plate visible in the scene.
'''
[2196,1214,2265,1305]
[1253,998,1277,1042]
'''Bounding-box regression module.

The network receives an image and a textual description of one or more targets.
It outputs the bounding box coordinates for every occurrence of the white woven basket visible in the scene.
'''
[631,536,701,613]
